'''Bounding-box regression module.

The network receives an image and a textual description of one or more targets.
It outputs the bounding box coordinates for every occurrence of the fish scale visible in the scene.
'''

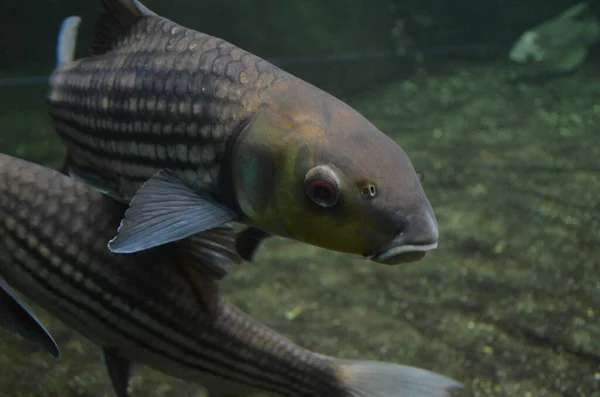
[49,14,270,201]
[47,0,442,265]
[0,154,347,397]
[0,149,459,396]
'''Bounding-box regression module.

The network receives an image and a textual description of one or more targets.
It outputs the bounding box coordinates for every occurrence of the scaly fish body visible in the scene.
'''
[48,0,439,266]
[50,13,268,201]
[0,153,461,397]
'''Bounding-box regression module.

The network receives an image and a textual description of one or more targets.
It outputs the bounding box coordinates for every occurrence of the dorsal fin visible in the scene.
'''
[91,0,154,55]
[561,2,591,21]
[56,16,82,67]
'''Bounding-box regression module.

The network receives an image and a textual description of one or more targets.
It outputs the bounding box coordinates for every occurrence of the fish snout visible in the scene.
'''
[370,208,439,265]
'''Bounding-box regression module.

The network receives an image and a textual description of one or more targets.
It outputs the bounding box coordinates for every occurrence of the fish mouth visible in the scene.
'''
[369,204,439,265]
[370,240,438,265]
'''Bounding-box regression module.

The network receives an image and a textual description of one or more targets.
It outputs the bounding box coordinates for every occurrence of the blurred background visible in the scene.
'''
[1,1,599,396]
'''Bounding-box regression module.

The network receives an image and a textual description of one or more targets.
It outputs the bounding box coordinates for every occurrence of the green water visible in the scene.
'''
[1,1,600,396]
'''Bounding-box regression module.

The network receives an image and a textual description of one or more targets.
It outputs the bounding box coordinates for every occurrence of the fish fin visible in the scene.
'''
[561,2,591,20]
[235,227,271,262]
[108,170,240,254]
[173,226,243,279]
[66,164,125,203]
[102,348,139,397]
[554,46,587,72]
[58,155,71,176]
[92,0,154,56]
[0,278,60,358]
[336,359,462,397]
[129,0,157,16]
[171,226,243,314]
[176,262,220,315]
[56,16,82,67]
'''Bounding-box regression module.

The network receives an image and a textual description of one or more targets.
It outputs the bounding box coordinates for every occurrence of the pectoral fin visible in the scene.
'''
[235,227,271,261]
[177,263,220,315]
[174,225,243,279]
[108,170,240,254]
[102,348,139,397]
[170,226,245,314]
[0,278,59,358]
[553,46,587,72]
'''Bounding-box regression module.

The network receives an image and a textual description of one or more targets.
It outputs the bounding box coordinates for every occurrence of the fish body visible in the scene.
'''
[48,0,439,265]
[510,2,600,74]
[0,153,461,397]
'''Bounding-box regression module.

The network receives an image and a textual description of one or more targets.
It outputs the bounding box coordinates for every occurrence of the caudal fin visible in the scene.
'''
[337,359,462,397]
[56,16,82,67]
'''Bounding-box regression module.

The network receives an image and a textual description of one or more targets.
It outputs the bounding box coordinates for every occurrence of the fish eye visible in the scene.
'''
[304,165,341,207]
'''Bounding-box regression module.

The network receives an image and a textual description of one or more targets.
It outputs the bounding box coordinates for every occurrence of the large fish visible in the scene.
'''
[48,0,439,266]
[0,153,461,397]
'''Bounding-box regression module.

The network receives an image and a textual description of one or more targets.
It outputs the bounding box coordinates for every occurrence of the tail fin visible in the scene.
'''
[56,16,82,67]
[337,359,462,397]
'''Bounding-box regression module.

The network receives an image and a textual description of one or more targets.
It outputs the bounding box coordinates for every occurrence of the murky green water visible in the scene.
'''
[1,1,599,396]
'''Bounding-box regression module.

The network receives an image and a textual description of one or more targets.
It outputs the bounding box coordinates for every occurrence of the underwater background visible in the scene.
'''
[1,0,599,396]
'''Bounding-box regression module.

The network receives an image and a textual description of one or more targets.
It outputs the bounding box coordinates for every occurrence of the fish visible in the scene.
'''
[510,2,600,75]
[0,152,462,397]
[48,0,439,266]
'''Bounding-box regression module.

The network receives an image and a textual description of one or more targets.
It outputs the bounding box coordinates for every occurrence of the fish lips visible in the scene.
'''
[368,205,440,265]
[369,239,438,265]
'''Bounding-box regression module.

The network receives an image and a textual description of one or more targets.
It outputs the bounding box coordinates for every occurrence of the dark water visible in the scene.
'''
[1,1,599,396]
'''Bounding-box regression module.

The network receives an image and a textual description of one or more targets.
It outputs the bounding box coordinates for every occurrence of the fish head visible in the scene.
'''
[231,77,438,265]
[510,31,545,63]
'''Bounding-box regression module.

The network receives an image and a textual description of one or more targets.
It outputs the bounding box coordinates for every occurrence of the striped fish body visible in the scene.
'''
[46,1,443,266]
[0,154,346,397]
[48,10,276,202]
